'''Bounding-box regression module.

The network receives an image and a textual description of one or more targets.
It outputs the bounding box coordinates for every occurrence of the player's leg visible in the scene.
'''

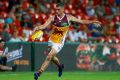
[52,56,64,77]
[0,65,12,71]
[46,45,61,68]
[34,48,57,80]
[0,64,17,71]
[42,45,62,70]
[1,57,7,65]
[39,48,57,72]
[52,56,61,68]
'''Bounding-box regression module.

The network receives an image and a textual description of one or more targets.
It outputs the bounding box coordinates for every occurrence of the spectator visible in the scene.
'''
[68,29,78,42]
[20,32,29,42]
[0,38,17,71]
[88,23,102,38]
[5,13,14,24]
[0,13,5,33]
[86,1,95,16]
[1,25,11,42]
[116,0,120,5]
[0,0,119,43]
[22,27,32,40]
[117,24,120,36]
[9,30,22,42]
[69,24,88,42]
[7,0,20,12]
[77,29,88,42]
[0,14,5,24]
[104,21,117,36]
[20,13,34,29]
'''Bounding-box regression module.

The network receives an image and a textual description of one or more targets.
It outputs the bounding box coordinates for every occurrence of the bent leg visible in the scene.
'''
[0,65,12,71]
[38,48,57,73]
[52,56,61,68]
[52,55,64,77]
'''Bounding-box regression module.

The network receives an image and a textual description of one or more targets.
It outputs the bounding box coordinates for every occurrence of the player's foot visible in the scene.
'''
[34,72,40,80]
[58,64,64,77]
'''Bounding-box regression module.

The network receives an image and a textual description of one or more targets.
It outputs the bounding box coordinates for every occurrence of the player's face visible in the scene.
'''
[56,7,64,16]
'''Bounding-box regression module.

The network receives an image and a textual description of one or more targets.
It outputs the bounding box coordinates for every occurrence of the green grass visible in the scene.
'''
[0,71,120,80]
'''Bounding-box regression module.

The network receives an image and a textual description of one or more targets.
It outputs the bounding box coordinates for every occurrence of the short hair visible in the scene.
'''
[56,3,65,8]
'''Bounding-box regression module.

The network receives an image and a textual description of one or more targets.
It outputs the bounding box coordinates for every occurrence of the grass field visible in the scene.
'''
[0,71,120,80]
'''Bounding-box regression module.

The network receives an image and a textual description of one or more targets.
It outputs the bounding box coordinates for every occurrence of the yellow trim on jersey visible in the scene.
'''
[49,25,69,43]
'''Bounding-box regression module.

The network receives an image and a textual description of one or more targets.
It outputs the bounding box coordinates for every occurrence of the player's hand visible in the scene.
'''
[33,23,41,32]
[33,27,39,32]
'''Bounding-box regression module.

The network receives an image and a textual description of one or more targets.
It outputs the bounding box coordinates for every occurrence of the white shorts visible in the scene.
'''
[48,41,64,53]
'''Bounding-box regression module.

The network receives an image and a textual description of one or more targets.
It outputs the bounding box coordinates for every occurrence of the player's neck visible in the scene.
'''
[57,13,65,19]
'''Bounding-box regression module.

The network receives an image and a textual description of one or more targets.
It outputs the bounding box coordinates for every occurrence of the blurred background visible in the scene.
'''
[0,0,120,75]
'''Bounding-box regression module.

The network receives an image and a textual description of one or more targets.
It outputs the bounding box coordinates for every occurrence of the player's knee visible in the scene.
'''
[46,55,53,61]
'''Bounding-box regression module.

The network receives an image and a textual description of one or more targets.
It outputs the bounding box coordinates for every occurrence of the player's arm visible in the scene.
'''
[68,15,101,24]
[34,17,53,31]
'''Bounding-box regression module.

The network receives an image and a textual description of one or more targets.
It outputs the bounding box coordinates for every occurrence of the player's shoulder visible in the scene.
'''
[65,13,70,17]
[66,14,76,18]
[49,15,56,21]
[65,14,73,21]
[49,16,54,20]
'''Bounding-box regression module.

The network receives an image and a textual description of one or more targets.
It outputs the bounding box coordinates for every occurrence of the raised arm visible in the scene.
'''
[68,15,101,24]
[34,16,53,30]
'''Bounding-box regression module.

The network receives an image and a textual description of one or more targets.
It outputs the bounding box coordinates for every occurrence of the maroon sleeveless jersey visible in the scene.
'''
[49,14,70,43]
[52,14,70,27]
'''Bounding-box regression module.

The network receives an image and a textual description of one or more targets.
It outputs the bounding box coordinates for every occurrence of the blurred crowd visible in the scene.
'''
[0,0,120,43]
[76,43,120,71]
